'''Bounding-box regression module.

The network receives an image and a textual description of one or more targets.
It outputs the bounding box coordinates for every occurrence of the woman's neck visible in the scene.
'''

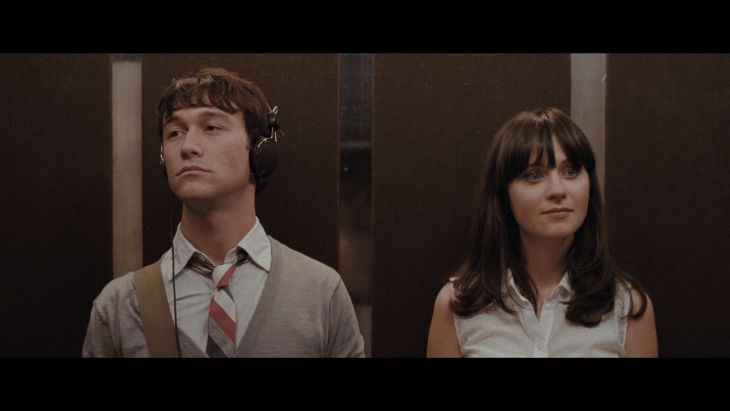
[519,233,573,294]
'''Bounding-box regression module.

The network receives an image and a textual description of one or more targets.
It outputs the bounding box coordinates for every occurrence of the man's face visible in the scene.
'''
[161,104,254,207]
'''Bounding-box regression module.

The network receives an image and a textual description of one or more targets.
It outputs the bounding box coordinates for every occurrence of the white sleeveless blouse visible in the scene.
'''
[452,272,631,357]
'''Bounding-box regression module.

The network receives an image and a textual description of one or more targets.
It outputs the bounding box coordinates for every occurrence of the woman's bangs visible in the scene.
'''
[531,124,558,168]
[555,122,595,174]
[503,123,555,181]
[493,108,596,192]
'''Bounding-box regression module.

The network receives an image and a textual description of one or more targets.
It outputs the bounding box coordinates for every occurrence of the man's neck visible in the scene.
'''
[179,199,256,266]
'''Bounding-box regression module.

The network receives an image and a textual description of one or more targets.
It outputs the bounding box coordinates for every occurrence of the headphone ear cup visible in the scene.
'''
[161,157,168,181]
[160,146,169,181]
[250,136,278,179]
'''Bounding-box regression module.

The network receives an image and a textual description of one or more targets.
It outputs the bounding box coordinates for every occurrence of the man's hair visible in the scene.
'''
[157,67,272,192]
[450,107,648,327]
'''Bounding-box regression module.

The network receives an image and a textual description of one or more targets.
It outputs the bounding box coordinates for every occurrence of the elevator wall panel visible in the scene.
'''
[605,54,730,357]
[0,54,113,357]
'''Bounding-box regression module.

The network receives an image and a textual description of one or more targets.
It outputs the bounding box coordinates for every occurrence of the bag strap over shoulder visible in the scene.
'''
[134,260,179,358]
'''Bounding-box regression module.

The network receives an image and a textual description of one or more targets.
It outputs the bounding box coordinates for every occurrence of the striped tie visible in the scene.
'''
[187,250,247,358]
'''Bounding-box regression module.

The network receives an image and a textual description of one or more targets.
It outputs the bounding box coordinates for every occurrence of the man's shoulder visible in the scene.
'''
[96,271,137,301]
[89,270,139,320]
[268,236,341,283]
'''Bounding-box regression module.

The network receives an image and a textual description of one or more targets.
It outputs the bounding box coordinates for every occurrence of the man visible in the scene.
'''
[82,68,365,357]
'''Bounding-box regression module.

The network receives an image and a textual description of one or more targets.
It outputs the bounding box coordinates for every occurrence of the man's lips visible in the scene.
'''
[177,166,208,176]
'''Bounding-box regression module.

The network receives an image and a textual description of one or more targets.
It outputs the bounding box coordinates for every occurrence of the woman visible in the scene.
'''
[427,108,657,357]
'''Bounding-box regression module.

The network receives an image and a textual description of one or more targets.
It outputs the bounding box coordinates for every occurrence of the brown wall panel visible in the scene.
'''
[142,54,340,272]
[606,54,730,357]
[0,54,112,357]
[372,54,571,357]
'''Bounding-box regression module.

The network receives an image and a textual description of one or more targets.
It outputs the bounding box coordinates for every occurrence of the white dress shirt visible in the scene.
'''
[452,271,631,357]
[159,218,271,352]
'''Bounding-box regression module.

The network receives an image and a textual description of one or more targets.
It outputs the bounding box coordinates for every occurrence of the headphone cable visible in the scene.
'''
[171,192,181,357]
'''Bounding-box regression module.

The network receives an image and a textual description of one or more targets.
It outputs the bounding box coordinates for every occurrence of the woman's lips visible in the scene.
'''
[543,208,572,219]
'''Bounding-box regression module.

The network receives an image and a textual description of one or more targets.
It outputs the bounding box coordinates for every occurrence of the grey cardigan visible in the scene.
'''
[82,237,365,357]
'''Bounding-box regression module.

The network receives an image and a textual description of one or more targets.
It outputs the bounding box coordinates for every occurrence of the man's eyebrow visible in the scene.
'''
[164,115,180,127]
[198,110,228,119]
[163,110,230,128]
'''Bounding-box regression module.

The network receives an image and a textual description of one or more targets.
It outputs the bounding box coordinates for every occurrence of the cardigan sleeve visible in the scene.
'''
[81,272,149,358]
[324,280,366,358]
[82,301,120,358]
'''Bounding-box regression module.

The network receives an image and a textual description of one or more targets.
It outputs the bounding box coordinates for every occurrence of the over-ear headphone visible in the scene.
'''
[159,106,282,181]
[160,146,168,180]
[249,106,280,179]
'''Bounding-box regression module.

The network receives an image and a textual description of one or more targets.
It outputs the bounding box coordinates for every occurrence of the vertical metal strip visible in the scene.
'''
[112,54,143,278]
[339,53,373,357]
[571,53,606,199]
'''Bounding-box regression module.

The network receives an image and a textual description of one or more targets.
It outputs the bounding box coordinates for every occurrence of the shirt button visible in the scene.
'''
[538,343,545,350]
[546,303,553,310]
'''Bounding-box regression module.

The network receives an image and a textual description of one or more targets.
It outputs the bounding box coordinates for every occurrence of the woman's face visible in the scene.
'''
[507,136,590,243]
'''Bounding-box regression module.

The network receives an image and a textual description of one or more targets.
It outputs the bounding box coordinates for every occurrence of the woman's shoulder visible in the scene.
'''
[434,281,455,310]
[629,287,652,317]
[428,281,462,357]
[615,279,651,317]
[624,287,657,357]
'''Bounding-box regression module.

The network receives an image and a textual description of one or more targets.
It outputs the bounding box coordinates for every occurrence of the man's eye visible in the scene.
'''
[206,125,220,131]
[168,130,181,138]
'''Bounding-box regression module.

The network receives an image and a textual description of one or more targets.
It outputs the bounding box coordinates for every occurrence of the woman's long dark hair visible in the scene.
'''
[450,108,647,326]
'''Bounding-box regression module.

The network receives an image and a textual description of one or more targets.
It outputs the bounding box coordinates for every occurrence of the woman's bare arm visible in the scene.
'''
[427,284,463,358]
[624,289,658,358]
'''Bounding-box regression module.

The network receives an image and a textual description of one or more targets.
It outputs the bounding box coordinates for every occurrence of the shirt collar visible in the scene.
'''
[505,270,527,304]
[505,269,574,302]
[168,217,271,280]
[555,271,574,295]
[236,217,271,272]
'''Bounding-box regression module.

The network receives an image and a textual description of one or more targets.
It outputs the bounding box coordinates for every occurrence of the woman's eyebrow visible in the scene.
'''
[527,158,573,168]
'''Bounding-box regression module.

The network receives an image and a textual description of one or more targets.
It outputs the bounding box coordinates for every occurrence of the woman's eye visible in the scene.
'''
[527,172,540,181]
[565,168,577,177]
